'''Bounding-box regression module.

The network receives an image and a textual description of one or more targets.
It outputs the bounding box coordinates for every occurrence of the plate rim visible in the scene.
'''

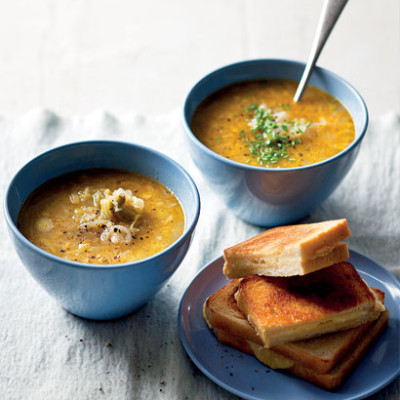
[178,249,400,400]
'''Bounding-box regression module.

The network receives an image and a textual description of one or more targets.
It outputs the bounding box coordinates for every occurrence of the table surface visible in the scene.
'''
[0,1,399,399]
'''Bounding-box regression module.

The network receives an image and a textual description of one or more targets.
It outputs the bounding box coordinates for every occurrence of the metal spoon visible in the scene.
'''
[293,0,349,102]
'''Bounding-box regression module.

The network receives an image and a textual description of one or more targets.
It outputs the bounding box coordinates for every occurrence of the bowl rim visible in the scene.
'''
[4,139,201,271]
[182,58,369,172]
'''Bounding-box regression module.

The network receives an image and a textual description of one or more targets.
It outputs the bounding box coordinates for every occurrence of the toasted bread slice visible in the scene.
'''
[235,262,385,348]
[211,310,389,390]
[204,280,260,344]
[204,279,385,373]
[288,308,388,389]
[204,280,388,389]
[223,219,351,278]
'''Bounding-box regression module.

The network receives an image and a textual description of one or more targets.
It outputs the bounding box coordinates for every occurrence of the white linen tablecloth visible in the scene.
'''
[0,109,399,399]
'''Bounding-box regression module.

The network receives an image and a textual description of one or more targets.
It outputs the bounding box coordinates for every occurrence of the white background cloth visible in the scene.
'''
[0,0,399,398]
[0,110,399,400]
[0,0,398,117]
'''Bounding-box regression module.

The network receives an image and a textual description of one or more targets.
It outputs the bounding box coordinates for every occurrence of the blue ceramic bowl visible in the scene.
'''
[4,141,200,320]
[183,59,368,226]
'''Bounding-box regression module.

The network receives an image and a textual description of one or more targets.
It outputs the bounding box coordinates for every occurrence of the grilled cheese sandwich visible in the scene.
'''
[203,279,388,390]
[223,219,351,278]
[235,262,384,348]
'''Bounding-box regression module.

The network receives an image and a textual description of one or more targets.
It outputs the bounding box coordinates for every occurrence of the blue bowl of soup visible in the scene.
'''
[183,59,368,226]
[4,141,200,320]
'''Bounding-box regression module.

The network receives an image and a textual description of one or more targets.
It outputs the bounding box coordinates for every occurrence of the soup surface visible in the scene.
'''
[191,79,355,168]
[18,169,185,265]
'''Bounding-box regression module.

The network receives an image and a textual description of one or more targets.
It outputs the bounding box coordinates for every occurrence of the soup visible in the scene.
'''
[191,79,355,168]
[18,169,185,265]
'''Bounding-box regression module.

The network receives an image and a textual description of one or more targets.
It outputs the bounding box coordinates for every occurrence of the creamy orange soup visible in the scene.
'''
[18,169,185,265]
[191,80,355,168]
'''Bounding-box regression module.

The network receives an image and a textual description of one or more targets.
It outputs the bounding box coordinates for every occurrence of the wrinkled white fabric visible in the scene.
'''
[0,110,399,399]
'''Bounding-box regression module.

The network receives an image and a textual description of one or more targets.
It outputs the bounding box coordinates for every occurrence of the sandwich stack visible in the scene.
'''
[203,219,388,390]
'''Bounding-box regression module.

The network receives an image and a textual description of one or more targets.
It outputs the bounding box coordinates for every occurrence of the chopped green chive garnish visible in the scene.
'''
[279,103,291,110]
[215,137,221,142]
[249,103,258,111]
[238,104,311,167]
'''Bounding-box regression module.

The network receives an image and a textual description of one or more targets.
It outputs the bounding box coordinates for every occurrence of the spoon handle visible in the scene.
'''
[293,0,349,102]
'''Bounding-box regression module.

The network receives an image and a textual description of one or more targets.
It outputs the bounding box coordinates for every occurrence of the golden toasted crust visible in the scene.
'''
[213,309,389,390]
[289,308,389,390]
[204,278,385,374]
[223,219,351,278]
[236,262,384,347]
[204,280,261,345]
[213,327,254,355]
[273,288,385,372]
